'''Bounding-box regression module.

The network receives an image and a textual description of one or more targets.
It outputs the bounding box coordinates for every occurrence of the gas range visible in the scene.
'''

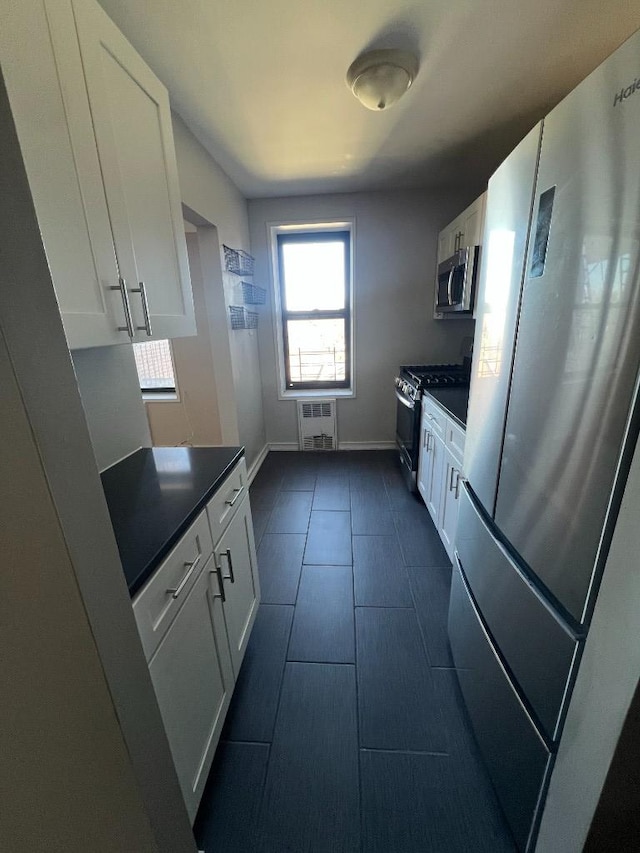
[394,362,470,492]
[395,363,470,398]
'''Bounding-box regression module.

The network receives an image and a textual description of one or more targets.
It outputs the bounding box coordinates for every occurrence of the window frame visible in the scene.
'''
[132,338,179,401]
[269,221,355,399]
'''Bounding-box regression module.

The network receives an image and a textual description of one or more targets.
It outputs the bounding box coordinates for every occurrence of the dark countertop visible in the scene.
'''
[424,387,470,428]
[101,446,244,597]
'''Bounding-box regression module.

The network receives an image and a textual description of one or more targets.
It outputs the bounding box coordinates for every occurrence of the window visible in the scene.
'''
[133,339,177,393]
[275,229,352,393]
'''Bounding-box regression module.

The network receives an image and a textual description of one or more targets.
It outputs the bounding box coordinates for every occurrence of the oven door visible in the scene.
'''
[395,389,420,476]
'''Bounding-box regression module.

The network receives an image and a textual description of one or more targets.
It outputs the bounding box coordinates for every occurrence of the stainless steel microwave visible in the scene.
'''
[434,246,479,317]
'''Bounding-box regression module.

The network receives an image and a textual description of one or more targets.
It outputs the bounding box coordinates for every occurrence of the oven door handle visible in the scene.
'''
[395,390,415,410]
[447,265,456,305]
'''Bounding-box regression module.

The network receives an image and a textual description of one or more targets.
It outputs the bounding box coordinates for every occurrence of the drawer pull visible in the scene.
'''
[166,554,201,599]
[225,486,244,507]
[222,548,235,583]
[211,561,226,602]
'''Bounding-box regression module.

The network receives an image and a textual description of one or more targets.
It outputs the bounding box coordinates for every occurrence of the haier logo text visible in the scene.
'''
[614,77,640,107]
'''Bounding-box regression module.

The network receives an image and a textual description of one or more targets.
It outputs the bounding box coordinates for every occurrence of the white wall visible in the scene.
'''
[249,190,476,447]
[72,344,151,470]
[172,114,267,466]
[144,232,224,448]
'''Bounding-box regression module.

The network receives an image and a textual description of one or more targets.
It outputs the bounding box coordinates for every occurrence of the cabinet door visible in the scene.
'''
[417,410,432,504]
[215,495,260,676]
[459,193,487,248]
[426,434,445,525]
[148,558,234,823]
[440,450,462,561]
[4,1,131,349]
[71,0,196,340]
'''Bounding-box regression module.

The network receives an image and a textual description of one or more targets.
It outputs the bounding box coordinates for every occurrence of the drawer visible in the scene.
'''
[456,483,580,741]
[133,510,213,661]
[445,418,465,466]
[448,560,552,852]
[421,395,446,439]
[206,458,248,544]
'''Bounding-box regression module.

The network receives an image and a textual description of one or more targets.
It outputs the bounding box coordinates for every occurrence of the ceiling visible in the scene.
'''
[98,0,640,199]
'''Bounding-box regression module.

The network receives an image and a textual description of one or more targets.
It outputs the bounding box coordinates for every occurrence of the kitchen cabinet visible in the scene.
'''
[1,0,195,348]
[418,394,466,560]
[131,455,260,823]
[436,192,487,265]
[210,493,260,676]
[148,554,234,823]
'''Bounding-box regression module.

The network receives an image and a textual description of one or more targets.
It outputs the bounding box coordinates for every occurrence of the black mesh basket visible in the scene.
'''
[229,306,258,330]
[241,281,266,305]
[223,245,255,276]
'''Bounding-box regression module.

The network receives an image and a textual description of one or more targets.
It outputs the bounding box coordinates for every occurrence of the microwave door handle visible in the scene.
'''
[447,265,455,305]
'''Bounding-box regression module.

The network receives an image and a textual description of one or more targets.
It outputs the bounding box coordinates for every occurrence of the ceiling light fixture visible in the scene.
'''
[346,48,419,112]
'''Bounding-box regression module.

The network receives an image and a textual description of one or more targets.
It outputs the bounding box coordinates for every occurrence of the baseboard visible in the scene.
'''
[338,441,397,451]
[247,443,270,485]
[266,441,397,453]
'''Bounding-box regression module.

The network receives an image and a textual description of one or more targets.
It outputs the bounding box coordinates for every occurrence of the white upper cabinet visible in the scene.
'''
[1,0,195,348]
[436,192,487,265]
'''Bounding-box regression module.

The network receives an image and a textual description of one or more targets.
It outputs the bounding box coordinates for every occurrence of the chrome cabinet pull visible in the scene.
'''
[423,427,428,449]
[225,486,244,507]
[454,470,461,499]
[223,548,235,583]
[166,554,201,599]
[131,281,152,336]
[449,466,456,492]
[110,277,134,337]
[210,561,226,602]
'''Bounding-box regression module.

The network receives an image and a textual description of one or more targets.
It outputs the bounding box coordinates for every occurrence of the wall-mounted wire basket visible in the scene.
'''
[229,305,258,330]
[241,281,266,305]
[223,245,255,276]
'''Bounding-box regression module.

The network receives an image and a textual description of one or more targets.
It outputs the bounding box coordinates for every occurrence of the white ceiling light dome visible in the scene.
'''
[346,48,419,111]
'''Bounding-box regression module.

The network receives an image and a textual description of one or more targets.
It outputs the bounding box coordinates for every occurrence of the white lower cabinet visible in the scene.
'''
[148,556,234,822]
[132,458,260,823]
[212,494,260,676]
[418,395,466,560]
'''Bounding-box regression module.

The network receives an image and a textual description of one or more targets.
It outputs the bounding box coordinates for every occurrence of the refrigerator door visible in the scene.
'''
[464,123,543,515]
[448,559,552,852]
[495,31,640,624]
[456,482,580,742]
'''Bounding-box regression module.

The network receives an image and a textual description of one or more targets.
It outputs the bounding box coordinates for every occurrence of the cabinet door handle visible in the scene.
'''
[221,548,235,583]
[425,431,431,452]
[132,280,153,336]
[454,471,461,499]
[166,554,201,599]
[210,561,226,602]
[225,486,244,507]
[111,277,134,337]
[423,427,428,449]
[449,466,456,492]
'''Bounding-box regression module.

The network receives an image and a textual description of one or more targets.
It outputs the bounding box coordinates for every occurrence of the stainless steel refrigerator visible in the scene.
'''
[448,29,640,852]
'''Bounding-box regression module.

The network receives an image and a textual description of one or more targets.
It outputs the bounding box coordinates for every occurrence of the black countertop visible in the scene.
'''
[101,446,244,597]
[424,387,470,428]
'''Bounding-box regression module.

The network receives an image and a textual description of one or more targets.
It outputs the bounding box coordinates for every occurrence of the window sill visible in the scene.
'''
[278,388,355,400]
[142,391,179,403]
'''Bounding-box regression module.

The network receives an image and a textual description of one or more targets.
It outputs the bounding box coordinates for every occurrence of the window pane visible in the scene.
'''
[286,319,346,384]
[133,340,176,390]
[281,240,346,311]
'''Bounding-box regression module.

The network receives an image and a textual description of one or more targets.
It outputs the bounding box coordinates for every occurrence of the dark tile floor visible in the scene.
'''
[194,451,516,853]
